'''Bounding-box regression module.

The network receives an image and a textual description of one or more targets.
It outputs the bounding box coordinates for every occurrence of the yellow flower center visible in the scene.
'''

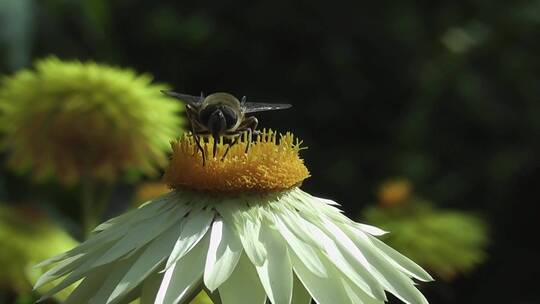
[163,130,310,193]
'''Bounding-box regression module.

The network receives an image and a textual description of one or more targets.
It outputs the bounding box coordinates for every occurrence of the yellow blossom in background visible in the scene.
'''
[0,57,183,184]
[133,182,171,207]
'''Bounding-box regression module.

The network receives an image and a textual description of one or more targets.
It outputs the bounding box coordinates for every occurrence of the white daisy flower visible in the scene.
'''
[35,130,433,304]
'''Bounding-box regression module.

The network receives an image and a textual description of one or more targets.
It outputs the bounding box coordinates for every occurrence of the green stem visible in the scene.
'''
[81,175,97,238]
[80,173,114,239]
[96,185,113,222]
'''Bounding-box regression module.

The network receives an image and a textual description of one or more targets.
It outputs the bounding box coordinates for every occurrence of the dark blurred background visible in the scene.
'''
[1,1,539,303]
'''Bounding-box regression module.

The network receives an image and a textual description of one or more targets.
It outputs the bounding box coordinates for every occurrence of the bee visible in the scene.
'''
[162,91,292,164]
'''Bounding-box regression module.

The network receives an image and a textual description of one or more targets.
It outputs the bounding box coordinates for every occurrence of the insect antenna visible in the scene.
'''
[245,129,253,154]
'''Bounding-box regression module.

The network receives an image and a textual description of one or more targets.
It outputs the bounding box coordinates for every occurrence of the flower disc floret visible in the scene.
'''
[164,130,310,193]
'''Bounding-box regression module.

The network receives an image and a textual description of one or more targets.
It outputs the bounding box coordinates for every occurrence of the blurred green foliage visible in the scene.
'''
[0,204,77,303]
[363,201,488,281]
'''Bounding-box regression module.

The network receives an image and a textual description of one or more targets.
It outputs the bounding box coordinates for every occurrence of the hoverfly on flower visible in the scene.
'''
[162,91,291,164]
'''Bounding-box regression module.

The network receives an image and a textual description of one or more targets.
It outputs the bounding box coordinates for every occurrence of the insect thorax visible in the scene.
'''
[199,93,242,131]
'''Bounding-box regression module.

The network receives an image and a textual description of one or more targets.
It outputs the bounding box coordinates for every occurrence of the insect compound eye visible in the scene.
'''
[199,104,219,127]
[220,105,238,129]
[199,104,238,130]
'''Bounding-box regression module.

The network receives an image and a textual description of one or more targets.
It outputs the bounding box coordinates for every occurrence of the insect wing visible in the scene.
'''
[161,90,202,106]
[244,102,292,113]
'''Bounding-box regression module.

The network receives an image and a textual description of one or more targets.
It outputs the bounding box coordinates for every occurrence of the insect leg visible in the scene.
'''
[245,129,262,153]
[240,117,258,154]
[221,135,240,161]
[185,104,209,165]
[212,135,218,159]
[245,128,253,154]
[185,106,204,156]
[194,134,206,166]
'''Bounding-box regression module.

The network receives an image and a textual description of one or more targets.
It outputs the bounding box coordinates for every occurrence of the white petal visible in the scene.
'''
[63,267,110,304]
[36,198,185,294]
[34,254,86,289]
[215,199,270,266]
[155,233,210,304]
[355,223,388,236]
[279,208,385,303]
[299,217,387,301]
[235,211,267,266]
[314,196,341,206]
[37,246,112,300]
[93,209,137,232]
[106,223,182,303]
[165,207,214,270]
[317,218,387,300]
[88,252,141,304]
[255,223,293,304]
[289,248,349,304]
[34,225,126,269]
[342,277,384,304]
[275,209,321,249]
[291,190,349,225]
[367,234,433,282]
[342,225,429,304]
[204,218,243,292]
[218,254,266,304]
[94,191,177,232]
[291,274,311,304]
[92,204,188,268]
[273,214,327,277]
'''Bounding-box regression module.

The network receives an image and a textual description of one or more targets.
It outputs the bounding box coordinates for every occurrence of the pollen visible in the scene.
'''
[163,130,310,193]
